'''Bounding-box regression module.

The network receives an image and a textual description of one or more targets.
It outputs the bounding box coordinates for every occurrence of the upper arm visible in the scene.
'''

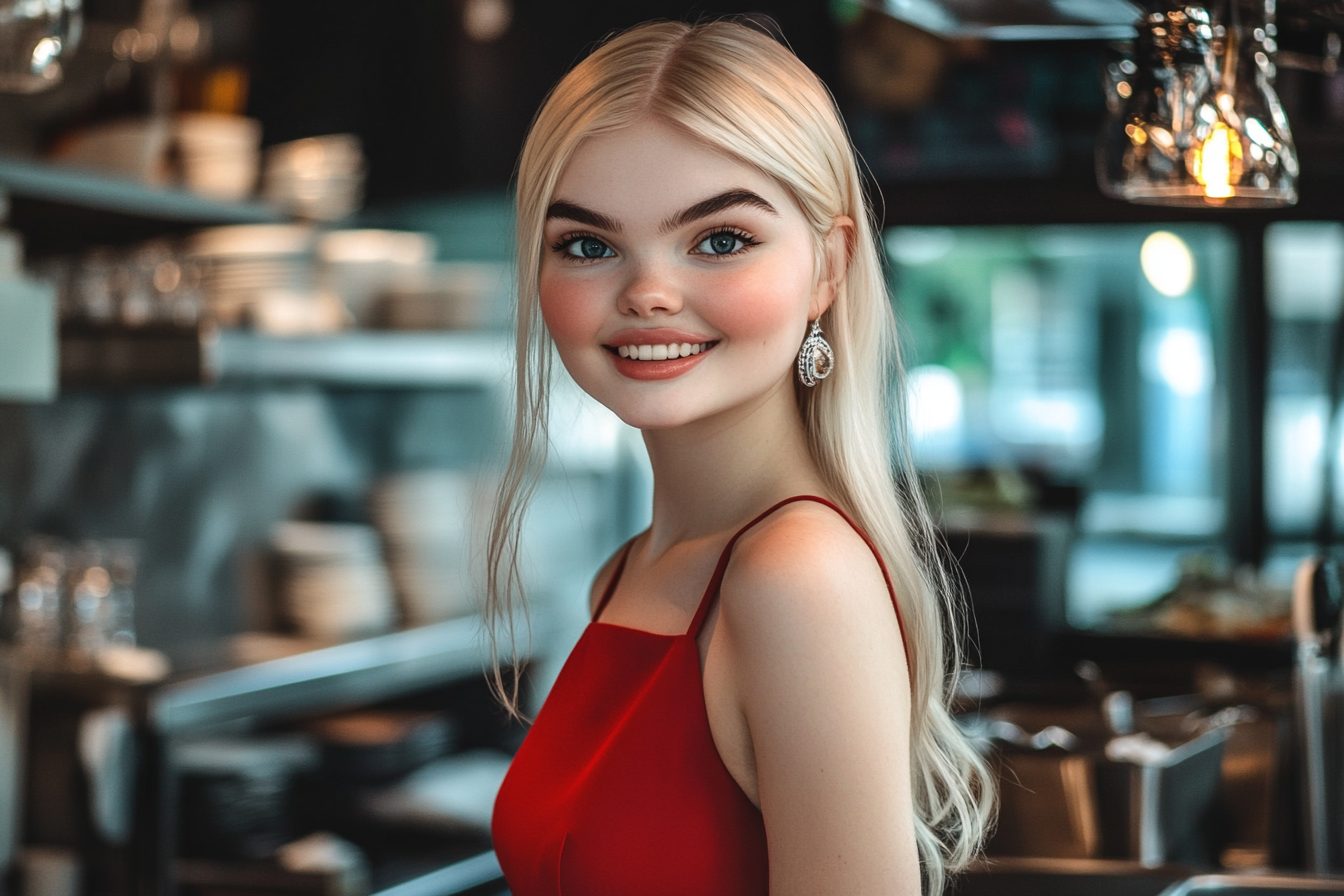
[718,508,919,896]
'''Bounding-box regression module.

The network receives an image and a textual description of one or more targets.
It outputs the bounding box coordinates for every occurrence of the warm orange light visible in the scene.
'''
[1191,122,1241,201]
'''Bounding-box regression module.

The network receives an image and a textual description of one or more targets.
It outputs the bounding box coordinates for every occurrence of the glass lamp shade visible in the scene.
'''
[1097,1,1298,208]
[0,0,82,93]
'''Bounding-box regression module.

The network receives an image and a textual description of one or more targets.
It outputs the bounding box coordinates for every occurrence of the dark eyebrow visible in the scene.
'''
[660,189,777,232]
[546,201,621,233]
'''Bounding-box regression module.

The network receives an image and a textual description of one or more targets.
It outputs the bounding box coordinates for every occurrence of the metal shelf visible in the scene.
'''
[0,154,284,255]
[151,615,499,733]
[209,330,512,388]
[58,327,513,389]
[372,852,504,896]
[0,155,280,227]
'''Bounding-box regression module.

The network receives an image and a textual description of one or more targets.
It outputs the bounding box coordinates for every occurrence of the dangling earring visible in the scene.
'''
[796,320,835,388]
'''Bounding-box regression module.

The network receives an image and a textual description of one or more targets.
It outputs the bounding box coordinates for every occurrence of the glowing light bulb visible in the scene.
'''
[1193,122,1240,201]
[1140,231,1196,297]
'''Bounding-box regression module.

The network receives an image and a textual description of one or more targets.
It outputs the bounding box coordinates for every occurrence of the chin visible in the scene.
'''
[605,398,708,432]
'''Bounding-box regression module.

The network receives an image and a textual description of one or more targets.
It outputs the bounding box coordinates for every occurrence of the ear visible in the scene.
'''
[811,215,856,320]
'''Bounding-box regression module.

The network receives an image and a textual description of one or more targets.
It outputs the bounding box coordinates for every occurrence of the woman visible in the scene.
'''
[489,19,991,895]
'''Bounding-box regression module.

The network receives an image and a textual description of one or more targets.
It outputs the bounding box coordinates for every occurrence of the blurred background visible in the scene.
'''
[4,1,1344,894]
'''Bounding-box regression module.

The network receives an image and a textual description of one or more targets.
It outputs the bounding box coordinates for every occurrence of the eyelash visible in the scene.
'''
[547,232,606,266]
[548,226,761,261]
[693,226,759,257]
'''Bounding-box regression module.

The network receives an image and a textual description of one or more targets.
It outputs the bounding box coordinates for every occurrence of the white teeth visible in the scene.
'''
[619,342,710,360]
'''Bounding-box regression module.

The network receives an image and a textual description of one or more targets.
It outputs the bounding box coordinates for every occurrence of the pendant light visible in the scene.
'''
[1097,1,1298,208]
[0,0,82,93]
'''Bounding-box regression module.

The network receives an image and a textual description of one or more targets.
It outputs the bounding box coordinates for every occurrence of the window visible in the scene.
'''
[886,224,1236,628]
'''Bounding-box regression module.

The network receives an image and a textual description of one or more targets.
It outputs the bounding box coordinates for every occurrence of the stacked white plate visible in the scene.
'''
[270,521,396,641]
[187,225,317,326]
[174,113,263,201]
[317,229,436,324]
[369,471,478,626]
[262,134,366,222]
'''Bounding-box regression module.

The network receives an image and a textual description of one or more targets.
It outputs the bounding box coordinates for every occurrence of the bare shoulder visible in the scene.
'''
[718,500,901,649]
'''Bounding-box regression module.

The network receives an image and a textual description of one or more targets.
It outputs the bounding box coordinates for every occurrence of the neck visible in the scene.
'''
[640,375,825,554]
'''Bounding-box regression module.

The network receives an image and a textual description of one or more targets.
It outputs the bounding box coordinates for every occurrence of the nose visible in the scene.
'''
[618,259,683,318]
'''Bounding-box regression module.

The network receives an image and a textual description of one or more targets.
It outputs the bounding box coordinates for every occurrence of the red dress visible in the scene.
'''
[491,496,903,896]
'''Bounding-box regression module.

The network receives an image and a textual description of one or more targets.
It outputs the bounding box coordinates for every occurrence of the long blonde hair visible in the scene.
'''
[487,19,992,893]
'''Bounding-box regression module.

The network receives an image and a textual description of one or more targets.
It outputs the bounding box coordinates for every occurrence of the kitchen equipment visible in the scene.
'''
[1099,727,1229,867]
[1158,873,1344,895]
[979,701,1231,864]
[940,512,1072,674]
[309,710,458,781]
[992,750,1101,859]
[1293,556,1338,872]
[176,737,319,861]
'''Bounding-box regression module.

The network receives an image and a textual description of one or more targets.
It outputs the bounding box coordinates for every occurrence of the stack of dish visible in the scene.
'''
[187,224,314,325]
[270,521,396,641]
[262,134,366,222]
[369,471,477,626]
[370,262,509,331]
[186,224,343,332]
[174,113,262,201]
[317,229,436,324]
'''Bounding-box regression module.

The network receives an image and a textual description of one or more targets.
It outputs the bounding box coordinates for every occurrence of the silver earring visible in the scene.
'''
[796,320,835,387]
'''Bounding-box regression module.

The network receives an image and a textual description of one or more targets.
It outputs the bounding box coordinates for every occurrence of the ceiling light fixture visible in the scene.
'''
[1097,1,1299,208]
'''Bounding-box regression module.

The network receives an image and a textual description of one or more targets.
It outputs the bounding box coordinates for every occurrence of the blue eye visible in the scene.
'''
[696,231,747,256]
[565,237,613,259]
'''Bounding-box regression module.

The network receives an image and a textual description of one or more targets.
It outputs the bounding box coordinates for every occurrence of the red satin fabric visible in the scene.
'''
[491,496,903,896]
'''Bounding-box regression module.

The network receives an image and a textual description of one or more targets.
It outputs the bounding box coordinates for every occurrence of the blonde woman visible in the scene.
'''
[489,19,991,896]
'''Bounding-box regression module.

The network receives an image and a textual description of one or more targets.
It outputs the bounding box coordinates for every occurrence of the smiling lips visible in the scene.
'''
[605,337,718,381]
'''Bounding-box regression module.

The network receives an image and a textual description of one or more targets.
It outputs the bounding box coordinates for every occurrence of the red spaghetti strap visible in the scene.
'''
[592,539,636,622]
[687,495,907,646]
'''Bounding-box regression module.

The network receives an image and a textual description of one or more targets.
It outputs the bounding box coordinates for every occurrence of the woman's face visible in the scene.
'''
[539,117,830,431]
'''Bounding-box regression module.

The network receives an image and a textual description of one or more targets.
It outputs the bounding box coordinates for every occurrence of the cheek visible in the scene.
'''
[701,254,813,344]
[538,271,601,351]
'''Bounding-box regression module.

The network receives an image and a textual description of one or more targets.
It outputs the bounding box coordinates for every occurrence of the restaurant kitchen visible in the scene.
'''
[2,0,1344,894]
